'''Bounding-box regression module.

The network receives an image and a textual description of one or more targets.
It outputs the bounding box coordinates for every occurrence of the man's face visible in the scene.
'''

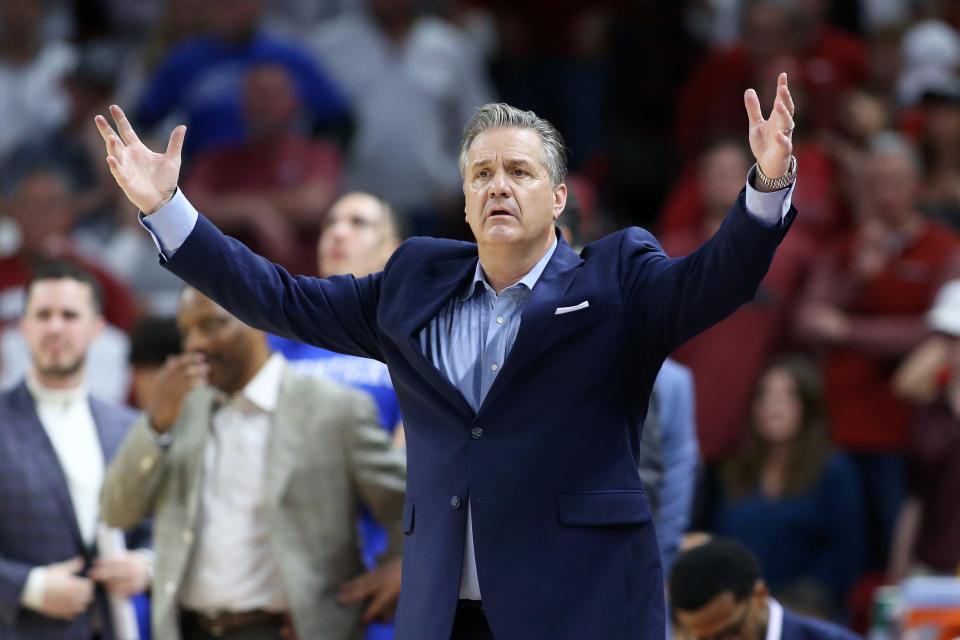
[176,290,260,394]
[675,589,766,640]
[9,172,75,252]
[463,127,566,252]
[863,152,919,229]
[20,279,103,382]
[319,194,397,278]
[243,65,298,139]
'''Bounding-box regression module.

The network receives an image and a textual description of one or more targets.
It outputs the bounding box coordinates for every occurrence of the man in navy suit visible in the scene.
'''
[0,261,150,640]
[95,72,798,640]
[670,538,861,640]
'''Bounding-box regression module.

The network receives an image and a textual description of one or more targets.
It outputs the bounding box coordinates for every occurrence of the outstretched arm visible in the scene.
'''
[623,74,798,354]
[94,106,385,359]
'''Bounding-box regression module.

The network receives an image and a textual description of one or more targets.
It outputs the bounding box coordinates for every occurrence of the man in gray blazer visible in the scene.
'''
[0,261,150,640]
[101,287,407,640]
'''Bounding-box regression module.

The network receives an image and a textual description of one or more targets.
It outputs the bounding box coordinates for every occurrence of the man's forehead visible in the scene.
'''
[330,195,384,223]
[27,279,92,306]
[468,128,543,162]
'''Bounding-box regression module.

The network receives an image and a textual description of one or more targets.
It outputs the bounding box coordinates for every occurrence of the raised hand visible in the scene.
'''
[744,73,796,179]
[94,105,186,215]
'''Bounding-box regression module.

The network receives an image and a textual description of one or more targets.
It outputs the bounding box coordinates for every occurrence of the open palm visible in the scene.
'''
[744,72,796,179]
[94,105,186,214]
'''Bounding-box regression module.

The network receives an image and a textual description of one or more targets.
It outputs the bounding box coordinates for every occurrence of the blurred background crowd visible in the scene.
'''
[4,0,960,635]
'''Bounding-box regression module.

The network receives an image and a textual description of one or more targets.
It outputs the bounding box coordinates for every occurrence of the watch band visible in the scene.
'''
[755,155,798,192]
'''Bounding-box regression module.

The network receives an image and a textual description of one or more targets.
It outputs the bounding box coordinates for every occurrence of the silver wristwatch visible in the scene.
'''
[754,155,798,192]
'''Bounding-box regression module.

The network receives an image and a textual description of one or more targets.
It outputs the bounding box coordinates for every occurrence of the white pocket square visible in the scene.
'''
[555,301,590,315]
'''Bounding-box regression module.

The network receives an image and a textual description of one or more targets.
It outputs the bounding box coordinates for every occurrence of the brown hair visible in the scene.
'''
[722,355,832,500]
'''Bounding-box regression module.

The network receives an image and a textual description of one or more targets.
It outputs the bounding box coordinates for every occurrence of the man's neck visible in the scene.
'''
[223,351,271,397]
[29,367,85,392]
[477,235,554,294]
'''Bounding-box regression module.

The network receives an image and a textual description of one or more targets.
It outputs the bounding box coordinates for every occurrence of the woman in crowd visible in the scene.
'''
[712,355,865,619]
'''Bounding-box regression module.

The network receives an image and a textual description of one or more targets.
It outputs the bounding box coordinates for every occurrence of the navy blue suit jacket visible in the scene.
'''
[158,191,795,640]
[0,382,146,640]
[781,609,862,640]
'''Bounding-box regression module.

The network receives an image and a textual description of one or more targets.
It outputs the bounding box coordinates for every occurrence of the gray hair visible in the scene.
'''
[458,103,568,188]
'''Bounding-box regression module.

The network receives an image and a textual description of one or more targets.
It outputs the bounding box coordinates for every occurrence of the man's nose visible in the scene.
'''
[487,168,511,198]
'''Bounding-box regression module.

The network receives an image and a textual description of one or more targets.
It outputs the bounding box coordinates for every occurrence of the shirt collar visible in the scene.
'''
[25,372,88,408]
[460,236,559,301]
[233,353,285,413]
[765,598,784,640]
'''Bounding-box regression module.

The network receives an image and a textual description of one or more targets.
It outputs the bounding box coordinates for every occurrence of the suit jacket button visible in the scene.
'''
[470,426,483,439]
[450,496,462,509]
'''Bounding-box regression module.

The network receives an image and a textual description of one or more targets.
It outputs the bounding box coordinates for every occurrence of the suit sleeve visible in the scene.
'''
[620,189,796,356]
[150,192,386,361]
[341,394,407,559]
[101,416,170,531]
[0,555,33,627]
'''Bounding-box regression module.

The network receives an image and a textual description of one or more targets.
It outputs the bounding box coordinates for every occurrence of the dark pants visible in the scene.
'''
[180,624,282,640]
[450,601,494,640]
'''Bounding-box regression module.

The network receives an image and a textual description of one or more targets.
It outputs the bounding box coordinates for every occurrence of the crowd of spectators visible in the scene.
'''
[3,0,960,635]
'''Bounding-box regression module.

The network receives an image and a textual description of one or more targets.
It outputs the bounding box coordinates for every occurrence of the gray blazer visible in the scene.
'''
[100,364,407,640]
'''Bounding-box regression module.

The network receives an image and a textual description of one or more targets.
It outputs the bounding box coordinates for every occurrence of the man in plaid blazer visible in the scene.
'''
[0,261,150,640]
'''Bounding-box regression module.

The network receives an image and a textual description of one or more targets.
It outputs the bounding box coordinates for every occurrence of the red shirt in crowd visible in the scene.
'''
[800,224,960,451]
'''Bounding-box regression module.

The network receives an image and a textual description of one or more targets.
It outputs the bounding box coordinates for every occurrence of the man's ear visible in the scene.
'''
[752,579,769,604]
[553,183,567,221]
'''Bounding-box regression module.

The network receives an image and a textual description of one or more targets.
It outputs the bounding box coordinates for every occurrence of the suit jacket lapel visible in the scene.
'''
[478,239,583,414]
[8,382,85,550]
[395,254,478,420]
[263,368,309,506]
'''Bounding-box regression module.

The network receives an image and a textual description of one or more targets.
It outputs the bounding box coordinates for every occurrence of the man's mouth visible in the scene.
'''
[486,207,515,219]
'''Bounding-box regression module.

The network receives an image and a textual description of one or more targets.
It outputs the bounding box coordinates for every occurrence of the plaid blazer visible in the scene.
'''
[0,381,147,640]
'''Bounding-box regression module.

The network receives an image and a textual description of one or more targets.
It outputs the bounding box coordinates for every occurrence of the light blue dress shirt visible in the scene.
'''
[140,170,794,600]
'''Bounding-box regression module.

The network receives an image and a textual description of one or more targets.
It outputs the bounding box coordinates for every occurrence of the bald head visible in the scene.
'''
[318,192,401,278]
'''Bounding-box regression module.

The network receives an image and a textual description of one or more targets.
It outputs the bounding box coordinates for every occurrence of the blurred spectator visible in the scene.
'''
[3,40,123,230]
[0,0,74,166]
[0,261,150,640]
[639,358,699,576]
[0,167,136,401]
[185,62,342,274]
[310,0,493,232]
[264,0,360,36]
[101,287,406,640]
[269,191,403,640]
[712,357,864,616]
[127,315,181,410]
[670,538,860,640]
[113,0,207,113]
[794,133,960,570]
[269,192,402,438]
[915,87,960,230]
[660,140,814,462]
[0,167,136,329]
[675,0,867,158]
[135,0,349,160]
[888,280,960,580]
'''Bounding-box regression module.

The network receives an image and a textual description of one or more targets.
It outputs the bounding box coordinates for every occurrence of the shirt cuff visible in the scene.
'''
[139,188,199,260]
[19,567,47,612]
[744,166,796,228]
[146,420,174,449]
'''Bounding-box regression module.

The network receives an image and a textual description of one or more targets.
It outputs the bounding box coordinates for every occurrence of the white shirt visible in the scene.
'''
[26,374,104,546]
[178,354,288,612]
[765,598,785,640]
[19,375,105,610]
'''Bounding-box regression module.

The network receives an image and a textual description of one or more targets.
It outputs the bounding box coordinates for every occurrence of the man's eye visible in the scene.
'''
[512,168,527,177]
[476,170,490,179]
